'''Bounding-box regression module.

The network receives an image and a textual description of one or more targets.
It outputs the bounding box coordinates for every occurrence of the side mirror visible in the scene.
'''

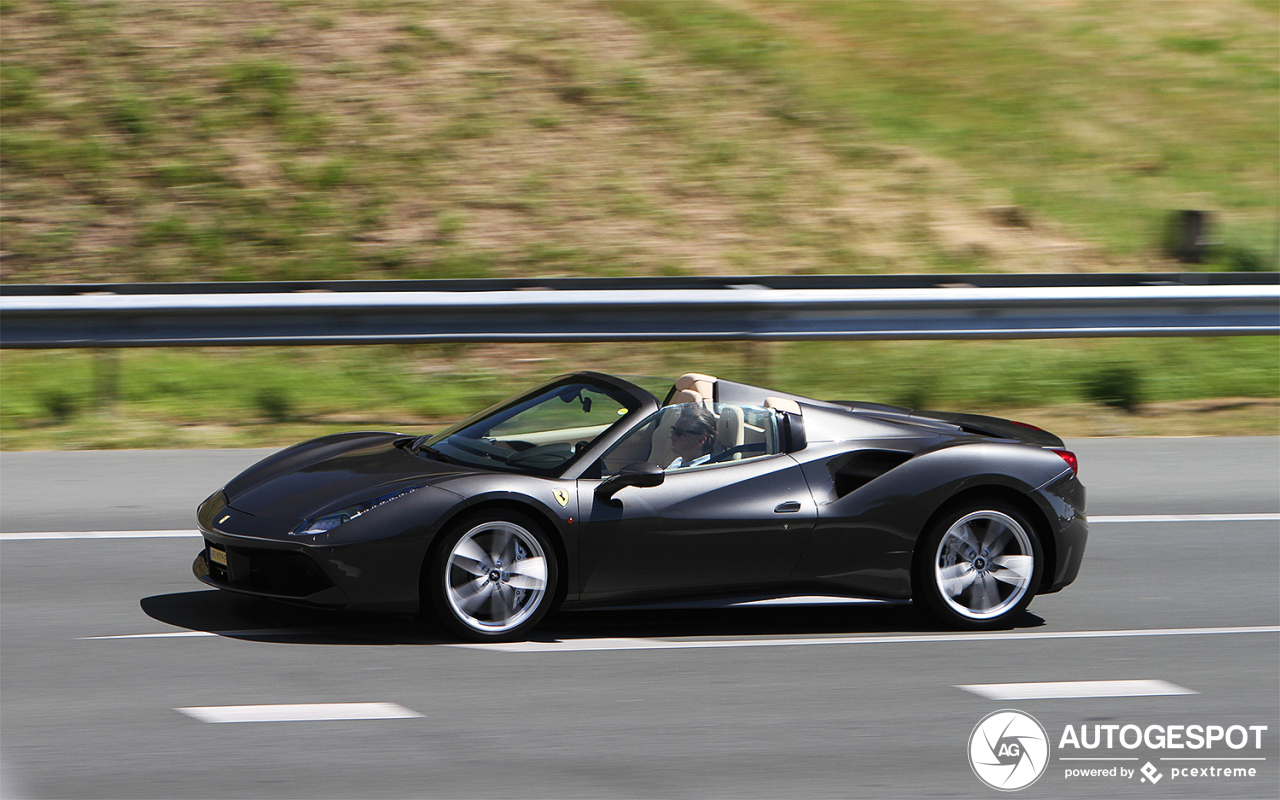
[596,461,664,500]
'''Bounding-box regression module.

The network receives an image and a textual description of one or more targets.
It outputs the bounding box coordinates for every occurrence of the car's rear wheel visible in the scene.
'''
[429,511,558,642]
[915,500,1042,630]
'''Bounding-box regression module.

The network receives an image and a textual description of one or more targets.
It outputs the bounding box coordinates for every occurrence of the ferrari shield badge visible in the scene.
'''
[553,489,570,507]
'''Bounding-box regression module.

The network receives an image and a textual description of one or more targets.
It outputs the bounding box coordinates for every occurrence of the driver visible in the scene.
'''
[666,404,716,470]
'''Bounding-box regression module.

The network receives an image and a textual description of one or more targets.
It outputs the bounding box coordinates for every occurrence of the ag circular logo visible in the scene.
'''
[968,709,1050,791]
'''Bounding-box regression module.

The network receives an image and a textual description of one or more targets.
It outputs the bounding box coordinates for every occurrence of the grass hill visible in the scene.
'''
[3,0,1276,282]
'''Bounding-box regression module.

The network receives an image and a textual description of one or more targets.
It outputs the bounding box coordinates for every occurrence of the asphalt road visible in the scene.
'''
[1,438,1277,799]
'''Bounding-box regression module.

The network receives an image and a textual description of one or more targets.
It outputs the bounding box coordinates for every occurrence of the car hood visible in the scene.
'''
[222,431,479,519]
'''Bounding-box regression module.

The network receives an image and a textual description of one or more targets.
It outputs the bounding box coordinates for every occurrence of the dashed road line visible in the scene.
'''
[1091,513,1279,524]
[956,679,1197,700]
[0,530,200,541]
[85,631,256,640]
[175,703,423,723]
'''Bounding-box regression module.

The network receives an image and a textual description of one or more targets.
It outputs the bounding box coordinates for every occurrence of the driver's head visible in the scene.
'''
[669,403,716,460]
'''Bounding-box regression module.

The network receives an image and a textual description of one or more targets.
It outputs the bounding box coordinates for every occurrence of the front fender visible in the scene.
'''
[428,475,581,603]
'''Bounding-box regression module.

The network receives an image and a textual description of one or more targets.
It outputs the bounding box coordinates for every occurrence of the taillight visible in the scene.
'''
[1050,448,1078,475]
[1011,420,1047,433]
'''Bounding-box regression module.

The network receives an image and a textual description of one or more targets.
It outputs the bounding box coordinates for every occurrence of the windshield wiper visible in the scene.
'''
[402,435,455,463]
[420,445,455,463]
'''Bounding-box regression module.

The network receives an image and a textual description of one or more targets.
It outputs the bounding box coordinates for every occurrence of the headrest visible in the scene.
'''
[674,373,717,403]
[764,396,802,415]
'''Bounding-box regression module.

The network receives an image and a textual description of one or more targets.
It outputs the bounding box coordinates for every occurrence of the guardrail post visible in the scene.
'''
[741,341,775,387]
[94,349,120,413]
[1164,210,1213,264]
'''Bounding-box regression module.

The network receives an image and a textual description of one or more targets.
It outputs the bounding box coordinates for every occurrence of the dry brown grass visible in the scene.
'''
[5,0,1228,284]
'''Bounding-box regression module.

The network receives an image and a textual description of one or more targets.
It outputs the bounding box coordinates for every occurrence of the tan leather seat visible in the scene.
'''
[715,405,745,460]
[673,373,716,403]
[651,373,718,467]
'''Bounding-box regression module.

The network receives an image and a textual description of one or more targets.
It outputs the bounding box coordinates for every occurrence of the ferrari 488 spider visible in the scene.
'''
[194,371,1087,641]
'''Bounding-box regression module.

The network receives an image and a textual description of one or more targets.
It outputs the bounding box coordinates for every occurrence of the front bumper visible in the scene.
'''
[192,484,467,613]
[194,524,429,613]
[193,542,350,607]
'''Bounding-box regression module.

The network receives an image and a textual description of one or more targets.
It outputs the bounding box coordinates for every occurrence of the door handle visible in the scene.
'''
[774,501,802,513]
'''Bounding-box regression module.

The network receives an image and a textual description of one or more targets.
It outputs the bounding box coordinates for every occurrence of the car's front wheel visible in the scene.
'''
[915,500,1042,630]
[429,511,558,642]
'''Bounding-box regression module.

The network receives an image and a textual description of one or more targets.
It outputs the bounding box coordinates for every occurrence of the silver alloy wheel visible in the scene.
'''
[444,520,549,634]
[933,510,1034,621]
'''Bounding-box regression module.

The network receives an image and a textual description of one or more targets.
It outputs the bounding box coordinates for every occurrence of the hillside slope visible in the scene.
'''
[3,0,1275,284]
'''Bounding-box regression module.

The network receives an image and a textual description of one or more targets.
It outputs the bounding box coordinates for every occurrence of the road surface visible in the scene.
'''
[1,438,1277,798]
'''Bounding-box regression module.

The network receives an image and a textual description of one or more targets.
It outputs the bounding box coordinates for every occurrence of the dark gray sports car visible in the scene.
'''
[194,371,1087,641]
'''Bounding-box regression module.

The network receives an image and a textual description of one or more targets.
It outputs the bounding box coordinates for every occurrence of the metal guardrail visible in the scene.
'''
[1,274,1277,348]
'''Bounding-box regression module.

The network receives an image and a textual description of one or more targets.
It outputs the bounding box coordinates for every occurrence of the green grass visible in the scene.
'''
[610,0,1279,260]
[771,337,1279,411]
[2,338,1276,449]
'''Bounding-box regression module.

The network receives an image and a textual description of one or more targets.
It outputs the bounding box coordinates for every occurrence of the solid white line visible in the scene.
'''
[80,624,1280,649]
[0,530,200,541]
[956,679,1196,700]
[451,625,1280,653]
[175,702,423,724]
[83,631,219,640]
[80,627,389,641]
[4,513,1278,541]
[5,512,1278,542]
[1092,513,1280,523]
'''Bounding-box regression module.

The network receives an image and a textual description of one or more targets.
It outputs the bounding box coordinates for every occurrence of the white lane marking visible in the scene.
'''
[0,530,200,541]
[81,624,1279,649]
[80,630,318,640]
[1091,513,1280,523]
[3,513,1276,541]
[5,512,1274,542]
[80,627,423,641]
[452,625,1280,653]
[83,631,219,640]
[956,679,1197,700]
[176,703,423,723]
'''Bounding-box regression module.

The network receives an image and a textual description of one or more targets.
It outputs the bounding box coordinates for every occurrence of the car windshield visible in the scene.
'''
[422,377,645,475]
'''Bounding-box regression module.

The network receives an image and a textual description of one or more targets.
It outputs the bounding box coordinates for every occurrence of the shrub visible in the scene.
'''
[1084,365,1144,413]
[255,387,293,422]
[39,390,78,423]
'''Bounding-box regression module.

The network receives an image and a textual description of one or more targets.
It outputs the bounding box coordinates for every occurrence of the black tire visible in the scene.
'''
[428,510,558,643]
[914,499,1043,630]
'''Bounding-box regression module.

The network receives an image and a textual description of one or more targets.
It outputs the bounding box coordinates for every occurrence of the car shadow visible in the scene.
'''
[139,591,450,645]
[141,591,1046,646]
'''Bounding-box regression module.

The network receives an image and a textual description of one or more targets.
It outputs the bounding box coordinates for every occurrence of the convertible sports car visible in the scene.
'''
[194,372,1087,642]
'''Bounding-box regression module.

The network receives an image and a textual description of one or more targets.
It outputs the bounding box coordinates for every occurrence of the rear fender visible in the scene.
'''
[794,442,1068,598]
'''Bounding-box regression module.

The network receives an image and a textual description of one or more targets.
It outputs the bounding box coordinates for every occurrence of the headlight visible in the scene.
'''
[291,486,421,536]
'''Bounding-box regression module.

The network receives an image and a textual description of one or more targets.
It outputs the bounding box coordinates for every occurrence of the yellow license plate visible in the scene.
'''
[210,546,227,567]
